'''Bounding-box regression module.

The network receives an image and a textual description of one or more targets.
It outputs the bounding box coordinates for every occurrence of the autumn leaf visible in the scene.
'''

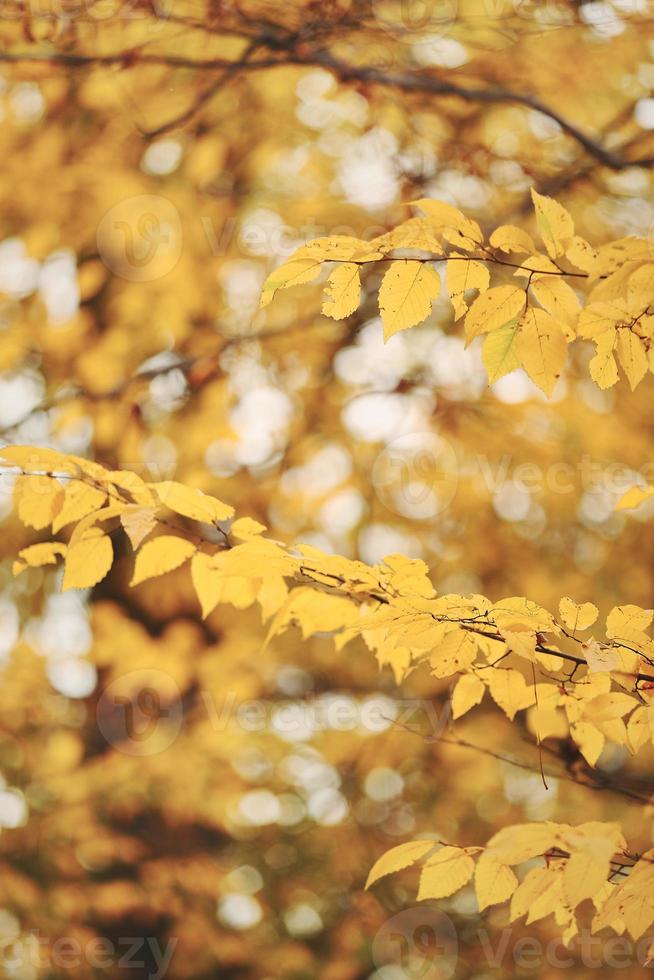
[530,188,574,258]
[516,308,567,395]
[365,840,436,888]
[378,260,440,339]
[558,597,599,632]
[475,853,518,911]
[464,285,525,342]
[482,320,521,383]
[62,527,113,591]
[322,263,361,319]
[417,846,476,900]
[131,536,196,585]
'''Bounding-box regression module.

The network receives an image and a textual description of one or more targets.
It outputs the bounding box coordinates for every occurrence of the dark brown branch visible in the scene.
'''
[1,46,653,171]
[138,38,263,139]
[305,49,654,171]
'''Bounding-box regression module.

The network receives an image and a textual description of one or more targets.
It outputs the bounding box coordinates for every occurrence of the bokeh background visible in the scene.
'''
[1,2,654,977]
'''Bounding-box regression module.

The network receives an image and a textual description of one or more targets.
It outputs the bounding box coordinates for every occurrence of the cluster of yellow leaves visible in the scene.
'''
[5,447,654,776]
[261,190,654,394]
[5,447,654,950]
[366,822,654,948]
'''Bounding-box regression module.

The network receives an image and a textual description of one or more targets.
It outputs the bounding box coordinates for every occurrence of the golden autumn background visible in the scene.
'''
[1,1,654,978]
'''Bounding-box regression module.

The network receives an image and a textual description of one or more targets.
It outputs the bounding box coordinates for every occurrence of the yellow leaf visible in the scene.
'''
[626,705,654,753]
[378,260,440,340]
[492,596,556,633]
[191,551,258,615]
[259,256,322,307]
[570,721,605,766]
[68,503,125,549]
[589,329,619,389]
[464,285,525,342]
[417,846,476,900]
[530,277,580,329]
[230,517,267,541]
[578,299,630,339]
[322,263,361,319]
[14,474,64,530]
[606,604,653,639]
[214,538,297,579]
[563,844,613,909]
[489,225,536,254]
[257,576,289,619]
[131,536,196,585]
[12,541,67,576]
[616,330,648,390]
[451,673,485,719]
[500,627,536,660]
[486,668,535,720]
[513,254,560,278]
[565,236,598,272]
[120,505,158,549]
[52,480,107,533]
[616,485,654,510]
[106,469,156,506]
[585,692,636,722]
[530,189,574,258]
[624,892,654,941]
[365,840,435,888]
[62,527,113,591]
[0,445,87,475]
[516,308,567,395]
[513,867,565,924]
[152,481,234,524]
[190,551,223,618]
[486,823,564,865]
[413,198,483,246]
[482,320,521,383]
[475,852,518,911]
[373,217,445,254]
[300,236,383,262]
[446,256,490,319]
[558,597,598,632]
[266,587,358,643]
[429,629,478,678]
[627,263,654,309]
[381,554,435,599]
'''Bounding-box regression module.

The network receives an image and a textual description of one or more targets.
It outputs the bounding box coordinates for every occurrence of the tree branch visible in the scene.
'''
[1,44,652,170]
